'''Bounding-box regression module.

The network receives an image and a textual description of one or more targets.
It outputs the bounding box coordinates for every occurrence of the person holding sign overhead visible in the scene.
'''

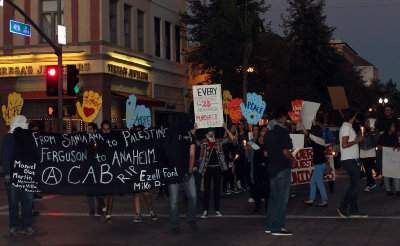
[199,124,235,219]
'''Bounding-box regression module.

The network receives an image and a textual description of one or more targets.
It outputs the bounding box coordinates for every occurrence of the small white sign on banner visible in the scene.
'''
[290,134,305,151]
[301,101,320,130]
[192,84,224,129]
[382,147,400,179]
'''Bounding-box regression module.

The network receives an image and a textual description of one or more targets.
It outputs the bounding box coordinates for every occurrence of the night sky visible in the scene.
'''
[266,0,400,83]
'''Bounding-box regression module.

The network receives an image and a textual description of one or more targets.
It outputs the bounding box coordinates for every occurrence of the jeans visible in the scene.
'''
[309,164,328,202]
[340,159,360,213]
[6,183,34,229]
[384,177,400,192]
[168,175,197,228]
[265,168,291,232]
[362,157,376,187]
[203,166,222,211]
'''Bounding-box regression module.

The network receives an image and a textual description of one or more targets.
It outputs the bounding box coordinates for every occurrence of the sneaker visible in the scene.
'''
[200,210,208,219]
[337,208,349,218]
[233,189,241,194]
[248,198,255,203]
[9,228,18,237]
[349,212,368,218]
[224,191,232,195]
[20,227,35,236]
[150,211,159,221]
[133,215,143,223]
[290,193,296,199]
[264,229,271,234]
[271,230,293,236]
[104,214,112,223]
[364,184,377,192]
[303,200,314,206]
[215,211,223,217]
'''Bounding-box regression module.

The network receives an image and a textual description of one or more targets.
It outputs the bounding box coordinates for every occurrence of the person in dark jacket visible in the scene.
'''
[1,115,34,236]
[303,115,329,207]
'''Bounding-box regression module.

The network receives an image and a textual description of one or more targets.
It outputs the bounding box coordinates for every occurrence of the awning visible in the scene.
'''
[21,91,77,101]
[112,91,165,107]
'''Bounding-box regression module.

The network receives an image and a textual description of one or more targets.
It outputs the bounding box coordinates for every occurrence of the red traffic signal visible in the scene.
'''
[46,65,59,96]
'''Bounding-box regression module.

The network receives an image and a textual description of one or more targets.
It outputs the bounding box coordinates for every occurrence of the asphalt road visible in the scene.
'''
[1,175,400,246]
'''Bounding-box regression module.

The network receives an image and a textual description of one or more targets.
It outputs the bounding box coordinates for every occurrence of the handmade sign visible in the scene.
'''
[327,86,349,110]
[291,148,335,185]
[192,84,224,129]
[301,101,320,130]
[288,99,304,124]
[223,90,233,115]
[240,93,266,125]
[126,95,152,129]
[76,91,102,123]
[11,128,183,194]
[382,147,400,179]
[2,92,24,126]
[290,134,305,151]
[227,98,243,123]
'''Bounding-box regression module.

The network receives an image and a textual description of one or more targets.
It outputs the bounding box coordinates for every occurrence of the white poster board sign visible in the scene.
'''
[192,84,224,129]
[290,134,305,151]
[382,147,400,179]
[301,101,320,130]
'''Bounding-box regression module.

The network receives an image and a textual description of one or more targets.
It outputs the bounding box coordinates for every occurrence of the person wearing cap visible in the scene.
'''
[1,115,34,236]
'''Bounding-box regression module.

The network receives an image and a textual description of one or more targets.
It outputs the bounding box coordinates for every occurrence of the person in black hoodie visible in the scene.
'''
[303,115,329,207]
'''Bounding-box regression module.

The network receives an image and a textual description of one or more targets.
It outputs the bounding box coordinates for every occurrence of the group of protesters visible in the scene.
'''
[2,103,400,237]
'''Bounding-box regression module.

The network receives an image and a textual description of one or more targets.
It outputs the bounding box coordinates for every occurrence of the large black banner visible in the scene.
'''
[11,128,182,195]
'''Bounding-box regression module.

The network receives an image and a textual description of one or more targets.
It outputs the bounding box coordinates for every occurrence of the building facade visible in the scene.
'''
[0,0,189,133]
[330,39,379,86]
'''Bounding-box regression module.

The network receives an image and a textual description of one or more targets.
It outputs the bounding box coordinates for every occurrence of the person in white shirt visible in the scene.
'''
[337,109,368,218]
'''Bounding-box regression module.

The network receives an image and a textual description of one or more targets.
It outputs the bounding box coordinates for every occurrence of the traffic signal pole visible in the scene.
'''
[4,0,64,132]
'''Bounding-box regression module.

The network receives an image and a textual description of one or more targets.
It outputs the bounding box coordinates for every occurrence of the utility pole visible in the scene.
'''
[3,0,64,132]
[57,0,63,132]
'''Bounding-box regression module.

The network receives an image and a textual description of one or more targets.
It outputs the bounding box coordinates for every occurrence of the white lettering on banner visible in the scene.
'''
[42,167,62,186]
[40,148,88,163]
[100,164,113,184]
[82,166,96,184]
[33,132,56,147]
[112,149,157,167]
[68,166,81,184]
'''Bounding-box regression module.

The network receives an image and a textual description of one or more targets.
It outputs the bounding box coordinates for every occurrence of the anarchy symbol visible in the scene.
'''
[42,167,62,186]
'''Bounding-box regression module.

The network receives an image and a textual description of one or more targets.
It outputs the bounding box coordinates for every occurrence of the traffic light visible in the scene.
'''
[46,65,59,96]
[67,65,80,96]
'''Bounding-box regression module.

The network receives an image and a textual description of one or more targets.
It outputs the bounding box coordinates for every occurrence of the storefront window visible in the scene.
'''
[110,0,118,44]
[165,21,171,60]
[137,10,145,52]
[124,4,132,48]
[175,25,181,63]
[154,17,161,57]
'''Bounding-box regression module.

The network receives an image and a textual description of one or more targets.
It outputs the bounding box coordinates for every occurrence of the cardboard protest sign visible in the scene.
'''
[327,86,349,110]
[2,92,24,126]
[382,147,400,179]
[126,95,152,129]
[301,101,320,130]
[192,84,224,129]
[288,99,304,124]
[290,134,305,151]
[227,98,243,123]
[76,91,102,123]
[291,148,335,185]
[223,90,232,115]
[240,93,266,125]
[11,128,183,194]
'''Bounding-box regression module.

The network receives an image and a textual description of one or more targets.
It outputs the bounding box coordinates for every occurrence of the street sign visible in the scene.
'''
[57,25,66,45]
[9,19,31,37]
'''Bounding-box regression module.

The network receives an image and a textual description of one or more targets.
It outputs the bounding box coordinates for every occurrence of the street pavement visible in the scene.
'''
[1,174,400,246]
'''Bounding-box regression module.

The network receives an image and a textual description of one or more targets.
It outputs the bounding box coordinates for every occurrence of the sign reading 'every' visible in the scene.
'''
[12,128,182,195]
[192,84,224,129]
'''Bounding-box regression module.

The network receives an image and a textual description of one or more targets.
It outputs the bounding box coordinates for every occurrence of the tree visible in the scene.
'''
[182,0,268,97]
[282,0,342,102]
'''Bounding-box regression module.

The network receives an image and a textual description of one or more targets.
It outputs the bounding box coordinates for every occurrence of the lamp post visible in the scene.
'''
[378,97,389,105]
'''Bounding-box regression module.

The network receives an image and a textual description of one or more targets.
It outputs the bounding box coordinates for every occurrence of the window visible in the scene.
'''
[164,21,171,60]
[109,0,118,44]
[175,25,181,63]
[137,10,145,52]
[124,4,132,48]
[154,17,161,57]
[40,0,64,42]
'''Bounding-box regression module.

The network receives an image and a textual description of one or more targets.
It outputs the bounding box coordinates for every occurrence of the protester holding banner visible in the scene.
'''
[359,118,379,192]
[199,124,234,219]
[166,114,198,234]
[303,115,329,207]
[2,115,34,236]
[86,122,106,216]
[264,107,294,236]
[102,120,114,223]
[377,121,400,196]
[337,109,367,219]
